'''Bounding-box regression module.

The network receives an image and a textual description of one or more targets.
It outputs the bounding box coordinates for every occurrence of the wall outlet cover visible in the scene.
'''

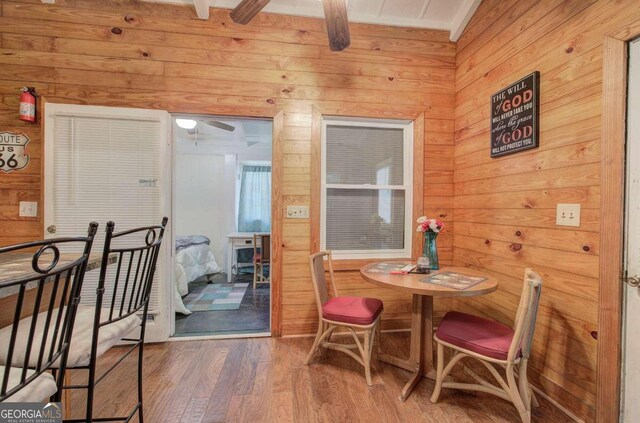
[286,205,309,219]
[19,201,38,218]
[556,203,581,227]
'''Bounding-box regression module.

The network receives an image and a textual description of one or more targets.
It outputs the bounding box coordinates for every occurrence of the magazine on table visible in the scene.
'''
[421,272,487,290]
[366,263,412,274]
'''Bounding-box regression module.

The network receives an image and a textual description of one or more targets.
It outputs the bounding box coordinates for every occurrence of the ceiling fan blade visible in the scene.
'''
[322,0,351,52]
[202,120,236,132]
[230,0,271,25]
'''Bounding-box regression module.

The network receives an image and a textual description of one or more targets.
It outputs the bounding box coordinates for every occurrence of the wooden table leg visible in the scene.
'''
[399,294,425,401]
[379,294,422,371]
[227,238,233,283]
[378,294,437,401]
[422,295,436,380]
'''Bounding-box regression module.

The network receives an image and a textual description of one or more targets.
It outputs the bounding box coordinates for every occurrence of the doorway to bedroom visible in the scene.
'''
[171,114,272,338]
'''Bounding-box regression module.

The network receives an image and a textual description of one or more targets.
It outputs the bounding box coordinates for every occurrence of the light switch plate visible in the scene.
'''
[19,201,38,217]
[556,203,581,227]
[286,205,309,219]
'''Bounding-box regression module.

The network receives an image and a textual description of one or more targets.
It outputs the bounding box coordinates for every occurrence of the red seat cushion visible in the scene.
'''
[322,296,383,326]
[253,253,261,262]
[436,311,517,360]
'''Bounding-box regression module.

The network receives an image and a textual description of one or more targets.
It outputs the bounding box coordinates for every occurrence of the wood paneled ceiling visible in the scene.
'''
[148,0,481,41]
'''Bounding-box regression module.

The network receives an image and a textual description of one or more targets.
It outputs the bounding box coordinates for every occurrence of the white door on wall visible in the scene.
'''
[43,104,172,343]
[623,37,640,423]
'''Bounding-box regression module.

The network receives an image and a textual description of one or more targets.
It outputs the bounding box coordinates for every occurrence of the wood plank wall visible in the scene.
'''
[0,0,456,335]
[452,0,640,420]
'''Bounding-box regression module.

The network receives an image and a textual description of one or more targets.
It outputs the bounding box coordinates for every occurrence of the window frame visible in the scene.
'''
[320,117,414,260]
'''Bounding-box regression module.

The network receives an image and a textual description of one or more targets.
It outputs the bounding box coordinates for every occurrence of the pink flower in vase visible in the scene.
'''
[415,216,444,233]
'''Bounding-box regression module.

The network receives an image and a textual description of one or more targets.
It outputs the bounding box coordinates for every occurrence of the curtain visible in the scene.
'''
[238,165,271,232]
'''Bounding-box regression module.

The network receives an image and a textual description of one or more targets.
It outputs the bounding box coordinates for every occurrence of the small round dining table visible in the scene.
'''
[360,264,498,401]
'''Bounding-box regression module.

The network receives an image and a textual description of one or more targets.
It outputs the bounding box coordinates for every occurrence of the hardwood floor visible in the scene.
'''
[66,333,573,422]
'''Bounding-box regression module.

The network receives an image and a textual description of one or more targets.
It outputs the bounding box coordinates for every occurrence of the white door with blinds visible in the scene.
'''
[44,104,172,343]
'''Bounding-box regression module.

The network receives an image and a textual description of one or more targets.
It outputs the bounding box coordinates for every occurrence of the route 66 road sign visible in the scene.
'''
[0,131,30,173]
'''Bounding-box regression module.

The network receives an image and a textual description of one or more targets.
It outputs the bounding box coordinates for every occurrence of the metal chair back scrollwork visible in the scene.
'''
[0,222,98,402]
[94,217,168,330]
[65,217,167,423]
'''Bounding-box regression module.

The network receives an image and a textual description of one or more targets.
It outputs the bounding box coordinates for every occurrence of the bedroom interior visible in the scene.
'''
[1,0,639,421]
[172,115,273,337]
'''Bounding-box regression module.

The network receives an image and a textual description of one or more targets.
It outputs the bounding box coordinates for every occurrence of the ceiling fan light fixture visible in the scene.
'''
[176,119,197,129]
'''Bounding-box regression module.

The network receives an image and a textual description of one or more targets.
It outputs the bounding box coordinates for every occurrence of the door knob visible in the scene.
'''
[624,275,640,287]
[47,225,56,234]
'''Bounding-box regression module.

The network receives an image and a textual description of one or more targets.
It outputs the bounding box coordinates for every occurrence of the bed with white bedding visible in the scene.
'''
[174,235,221,315]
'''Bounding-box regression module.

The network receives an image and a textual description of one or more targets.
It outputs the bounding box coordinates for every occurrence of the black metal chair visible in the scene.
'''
[0,222,98,403]
[63,217,167,423]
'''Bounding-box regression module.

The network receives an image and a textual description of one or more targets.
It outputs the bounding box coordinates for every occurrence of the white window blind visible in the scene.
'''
[50,115,163,313]
[322,119,413,259]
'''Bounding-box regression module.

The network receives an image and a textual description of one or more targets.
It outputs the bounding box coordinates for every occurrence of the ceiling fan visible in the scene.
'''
[179,119,236,134]
[182,123,262,148]
[229,0,351,51]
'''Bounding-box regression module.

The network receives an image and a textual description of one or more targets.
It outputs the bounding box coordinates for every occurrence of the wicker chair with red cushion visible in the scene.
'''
[430,268,543,423]
[304,251,383,386]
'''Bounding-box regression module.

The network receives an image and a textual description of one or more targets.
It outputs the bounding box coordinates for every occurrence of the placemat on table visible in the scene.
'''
[366,263,411,274]
[420,272,487,290]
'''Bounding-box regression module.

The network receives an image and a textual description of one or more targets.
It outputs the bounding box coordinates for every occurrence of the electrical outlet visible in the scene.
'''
[286,205,309,219]
[556,203,581,227]
[19,201,38,217]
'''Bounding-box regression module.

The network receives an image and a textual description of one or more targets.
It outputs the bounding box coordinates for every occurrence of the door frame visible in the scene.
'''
[43,104,285,337]
[598,33,639,422]
[168,112,280,337]
[42,102,173,342]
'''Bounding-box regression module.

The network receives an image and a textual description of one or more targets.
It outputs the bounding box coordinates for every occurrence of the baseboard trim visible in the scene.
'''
[168,332,271,342]
[282,327,411,338]
[530,385,583,423]
[456,363,583,423]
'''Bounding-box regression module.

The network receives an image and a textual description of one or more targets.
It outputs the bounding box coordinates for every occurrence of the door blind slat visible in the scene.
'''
[51,116,162,313]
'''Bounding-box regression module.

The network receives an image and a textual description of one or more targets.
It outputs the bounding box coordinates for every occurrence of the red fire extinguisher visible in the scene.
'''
[19,87,36,123]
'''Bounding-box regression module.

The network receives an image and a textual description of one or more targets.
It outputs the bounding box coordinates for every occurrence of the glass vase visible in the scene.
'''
[423,231,439,270]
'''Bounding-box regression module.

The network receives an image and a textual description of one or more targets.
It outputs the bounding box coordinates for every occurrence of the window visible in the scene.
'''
[237,164,272,232]
[321,118,413,259]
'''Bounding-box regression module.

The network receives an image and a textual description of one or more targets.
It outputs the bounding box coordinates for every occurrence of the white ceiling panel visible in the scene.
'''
[379,0,428,19]
[146,0,482,41]
[424,0,466,23]
[347,0,381,16]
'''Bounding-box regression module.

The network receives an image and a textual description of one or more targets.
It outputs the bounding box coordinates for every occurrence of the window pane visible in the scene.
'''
[326,188,405,251]
[326,125,404,185]
[238,165,272,232]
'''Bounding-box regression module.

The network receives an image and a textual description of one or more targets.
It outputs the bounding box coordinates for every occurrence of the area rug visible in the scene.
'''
[183,282,249,312]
